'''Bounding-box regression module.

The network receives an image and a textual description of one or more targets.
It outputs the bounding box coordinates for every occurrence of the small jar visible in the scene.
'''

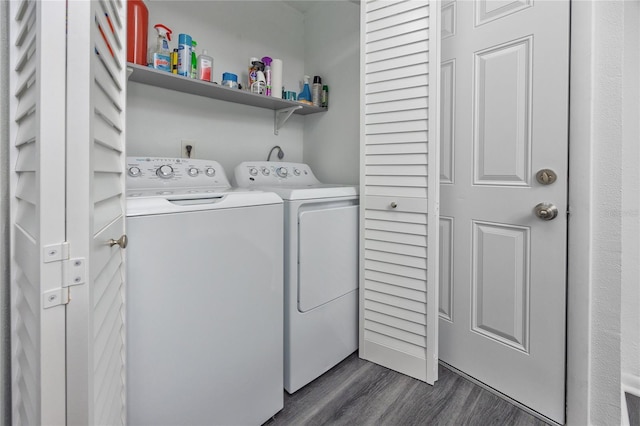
[221,72,239,89]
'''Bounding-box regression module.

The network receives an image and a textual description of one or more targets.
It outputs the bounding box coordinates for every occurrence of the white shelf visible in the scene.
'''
[127,63,327,116]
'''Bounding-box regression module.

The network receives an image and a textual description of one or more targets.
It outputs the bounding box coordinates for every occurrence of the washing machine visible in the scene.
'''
[126,157,283,425]
[234,161,359,394]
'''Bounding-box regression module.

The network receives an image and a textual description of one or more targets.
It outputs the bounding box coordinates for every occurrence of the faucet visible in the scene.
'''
[267,145,284,161]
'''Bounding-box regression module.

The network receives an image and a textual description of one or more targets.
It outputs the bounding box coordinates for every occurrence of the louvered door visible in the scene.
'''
[65,0,128,424]
[9,0,68,423]
[360,0,440,383]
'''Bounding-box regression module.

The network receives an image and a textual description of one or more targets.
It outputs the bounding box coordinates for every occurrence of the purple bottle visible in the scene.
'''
[262,56,272,96]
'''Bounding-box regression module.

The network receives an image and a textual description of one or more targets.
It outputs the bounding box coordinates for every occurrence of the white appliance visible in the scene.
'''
[126,157,283,425]
[234,161,359,394]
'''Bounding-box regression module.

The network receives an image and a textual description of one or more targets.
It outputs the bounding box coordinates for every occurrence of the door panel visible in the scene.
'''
[9,1,67,423]
[440,60,455,184]
[438,217,454,322]
[360,1,441,384]
[475,0,532,26]
[65,0,127,424]
[472,221,529,351]
[298,205,359,312]
[439,0,569,422]
[474,37,532,185]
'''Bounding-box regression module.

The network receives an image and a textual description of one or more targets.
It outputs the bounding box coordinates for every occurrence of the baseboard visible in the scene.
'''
[361,340,428,382]
[623,373,640,397]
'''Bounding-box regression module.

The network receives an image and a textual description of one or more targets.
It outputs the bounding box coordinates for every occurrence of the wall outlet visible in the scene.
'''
[181,140,197,159]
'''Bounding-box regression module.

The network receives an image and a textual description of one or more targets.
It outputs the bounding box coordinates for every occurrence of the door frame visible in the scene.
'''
[566,0,634,424]
[0,0,632,424]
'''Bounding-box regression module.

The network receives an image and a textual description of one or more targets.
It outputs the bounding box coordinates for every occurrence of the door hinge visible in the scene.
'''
[63,257,86,287]
[43,287,69,309]
[42,242,86,308]
[43,242,70,263]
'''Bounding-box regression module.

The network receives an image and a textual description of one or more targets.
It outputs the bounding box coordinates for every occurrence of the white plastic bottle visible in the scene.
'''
[197,50,214,82]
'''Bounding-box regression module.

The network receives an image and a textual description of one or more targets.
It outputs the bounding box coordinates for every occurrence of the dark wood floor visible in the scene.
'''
[627,392,640,426]
[265,353,549,426]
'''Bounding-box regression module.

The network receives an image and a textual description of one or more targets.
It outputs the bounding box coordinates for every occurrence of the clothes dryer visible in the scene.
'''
[126,157,283,425]
[234,161,359,393]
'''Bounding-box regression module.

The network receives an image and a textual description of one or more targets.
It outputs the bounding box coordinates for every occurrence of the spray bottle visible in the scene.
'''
[149,24,172,72]
[298,75,312,105]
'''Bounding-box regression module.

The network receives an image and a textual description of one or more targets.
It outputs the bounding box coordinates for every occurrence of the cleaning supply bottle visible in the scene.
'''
[197,50,214,82]
[312,76,322,107]
[191,40,198,79]
[298,75,312,105]
[177,33,192,76]
[252,71,266,94]
[126,0,148,65]
[149,24,172,72]
[248,58,263,91]
[171,48,178,74]
[262,56,272,96]
[322,85,329,108]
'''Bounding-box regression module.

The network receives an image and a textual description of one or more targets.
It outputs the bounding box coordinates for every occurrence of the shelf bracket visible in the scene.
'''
[274,106,302,135]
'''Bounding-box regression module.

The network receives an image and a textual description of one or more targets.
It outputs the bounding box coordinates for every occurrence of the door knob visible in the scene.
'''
[108,234,128,249]
[534,203,558,221]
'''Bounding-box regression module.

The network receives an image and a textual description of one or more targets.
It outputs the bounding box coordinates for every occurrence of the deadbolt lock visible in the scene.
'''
[536,169,557,185]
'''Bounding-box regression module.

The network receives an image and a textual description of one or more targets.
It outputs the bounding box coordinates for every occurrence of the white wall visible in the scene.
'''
[127,1,308,175]
[302,1,360,184]
[621,0,640,401]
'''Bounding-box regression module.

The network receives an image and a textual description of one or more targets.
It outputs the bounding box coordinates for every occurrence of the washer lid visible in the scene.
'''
[126,189,282,217]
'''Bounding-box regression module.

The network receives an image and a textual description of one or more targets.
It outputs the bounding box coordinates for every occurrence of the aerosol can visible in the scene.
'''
[149,24,172,72]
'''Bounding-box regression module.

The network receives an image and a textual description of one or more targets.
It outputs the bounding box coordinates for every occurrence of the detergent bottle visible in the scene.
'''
[149,24,172,72]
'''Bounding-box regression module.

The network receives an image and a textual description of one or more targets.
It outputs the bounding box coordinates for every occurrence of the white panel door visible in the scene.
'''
[65,0,128,424]
[9,0,67,424]
[360,0,440,384]
[438,0,569,422]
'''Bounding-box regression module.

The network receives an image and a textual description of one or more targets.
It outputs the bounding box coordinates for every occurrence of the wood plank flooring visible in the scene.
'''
[627,392,640,426]
[265,353,549,426]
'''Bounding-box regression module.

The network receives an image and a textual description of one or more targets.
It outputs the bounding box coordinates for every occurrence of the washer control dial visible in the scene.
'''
[205,167,216,177]
[128,166,142,177]
[188,167,199,177]
[276,167,288,178]
[156,165,175,179]
[293,168,301,176]
[261,167,271,176]
[249,168,259,177]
